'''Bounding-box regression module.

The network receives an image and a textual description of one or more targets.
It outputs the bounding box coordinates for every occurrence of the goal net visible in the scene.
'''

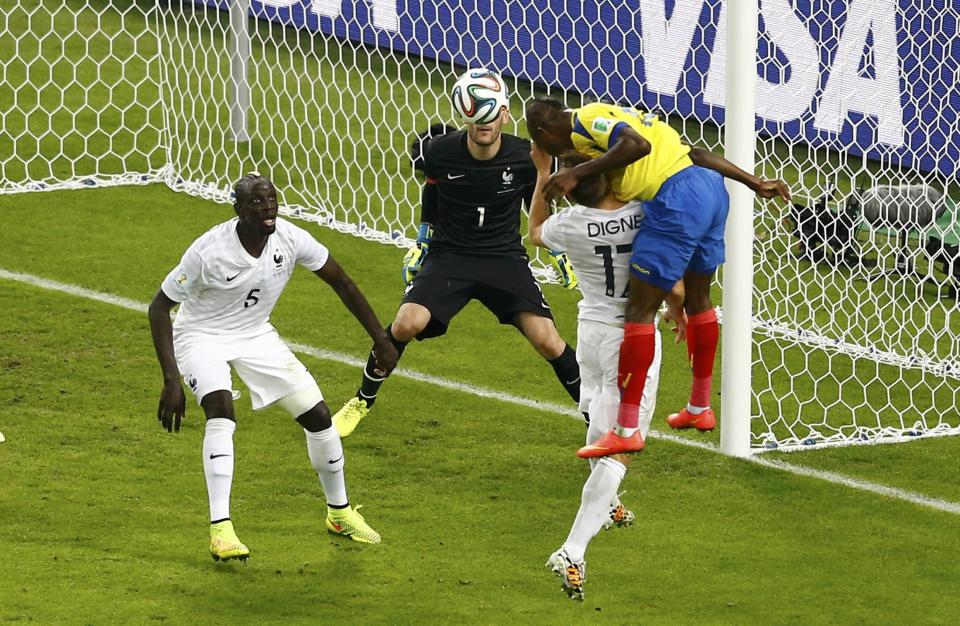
[2,0,958,452]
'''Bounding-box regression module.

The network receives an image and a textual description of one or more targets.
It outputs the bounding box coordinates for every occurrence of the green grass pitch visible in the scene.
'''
[2,186,960,624]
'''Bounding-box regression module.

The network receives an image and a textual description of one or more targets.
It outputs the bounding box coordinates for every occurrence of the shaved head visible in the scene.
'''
[233,171,272,206]
[525,97,574,156]
[525,97,566,130]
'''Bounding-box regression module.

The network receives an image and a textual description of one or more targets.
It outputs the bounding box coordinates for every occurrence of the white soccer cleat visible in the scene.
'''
[602,502,635,531]
[545,548,585,601]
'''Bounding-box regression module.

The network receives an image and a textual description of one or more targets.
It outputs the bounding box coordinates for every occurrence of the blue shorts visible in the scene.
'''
[629,165,730,290]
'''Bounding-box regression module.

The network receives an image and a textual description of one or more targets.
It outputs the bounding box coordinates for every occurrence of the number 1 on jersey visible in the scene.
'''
[477,206,485,227]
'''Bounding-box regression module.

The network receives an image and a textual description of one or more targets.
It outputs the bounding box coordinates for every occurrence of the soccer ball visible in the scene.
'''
[450,68,509,125]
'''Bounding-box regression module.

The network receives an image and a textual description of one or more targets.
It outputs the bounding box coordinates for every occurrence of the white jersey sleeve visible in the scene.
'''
[161,245,207,304]
[289,221,330,271]
[540,210,571,253]
[546,201,645,327]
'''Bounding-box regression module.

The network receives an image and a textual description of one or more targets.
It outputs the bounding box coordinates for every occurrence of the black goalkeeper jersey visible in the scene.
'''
[421,130,536,256]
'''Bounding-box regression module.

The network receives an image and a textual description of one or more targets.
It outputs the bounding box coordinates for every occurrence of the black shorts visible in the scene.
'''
[402,251,554,339]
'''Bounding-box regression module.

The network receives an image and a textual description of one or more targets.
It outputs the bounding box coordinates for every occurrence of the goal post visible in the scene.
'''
[720,0,758,458]
[3,1,959,454]
[228,0,251,143]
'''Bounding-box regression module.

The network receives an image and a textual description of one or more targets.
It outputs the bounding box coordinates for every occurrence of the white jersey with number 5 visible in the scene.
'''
[160,217,329,337]
[539,201,644,327]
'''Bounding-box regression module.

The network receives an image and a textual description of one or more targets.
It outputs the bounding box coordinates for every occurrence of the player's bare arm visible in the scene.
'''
[662,281,688,344]
[148,288,185,433]
[313,256,399,376]
[687,146,791,203]
[543,126,650,204]
[527,142,554,247]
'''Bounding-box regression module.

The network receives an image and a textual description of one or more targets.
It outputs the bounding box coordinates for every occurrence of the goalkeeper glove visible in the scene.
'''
[402,223,433,285]
[549,250,579,290]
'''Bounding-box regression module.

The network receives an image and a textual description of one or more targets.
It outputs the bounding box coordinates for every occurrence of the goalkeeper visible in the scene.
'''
[332,70,582,437]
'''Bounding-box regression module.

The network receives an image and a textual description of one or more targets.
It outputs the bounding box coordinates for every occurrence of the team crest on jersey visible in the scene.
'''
[176,273,188,285]
[502,169,514,185]
[272,252,286,276]
[592,117,612,133]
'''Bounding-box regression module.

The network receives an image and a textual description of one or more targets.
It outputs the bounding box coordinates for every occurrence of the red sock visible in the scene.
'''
[616,323,657,429]
[686,309,719,408]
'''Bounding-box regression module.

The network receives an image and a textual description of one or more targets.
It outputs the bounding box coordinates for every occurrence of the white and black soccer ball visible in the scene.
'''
[451,68,509,125]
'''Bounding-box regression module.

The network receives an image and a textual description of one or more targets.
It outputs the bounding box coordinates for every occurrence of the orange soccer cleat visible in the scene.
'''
[576,430,645,458]
[666,408,717,431]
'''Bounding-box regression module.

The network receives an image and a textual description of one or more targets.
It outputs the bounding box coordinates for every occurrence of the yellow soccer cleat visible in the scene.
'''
[209,520,250,562]
[326,505,381,544]
[333,397,370,438]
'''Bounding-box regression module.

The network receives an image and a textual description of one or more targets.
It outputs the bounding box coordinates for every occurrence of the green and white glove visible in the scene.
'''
[402,223,433,285]
[549,250,579,290]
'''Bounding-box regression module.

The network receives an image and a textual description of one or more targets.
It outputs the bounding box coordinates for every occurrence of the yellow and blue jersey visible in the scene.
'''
[570,103,692,201]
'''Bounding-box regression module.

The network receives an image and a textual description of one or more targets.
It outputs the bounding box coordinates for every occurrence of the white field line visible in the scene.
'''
[3,267,959,516]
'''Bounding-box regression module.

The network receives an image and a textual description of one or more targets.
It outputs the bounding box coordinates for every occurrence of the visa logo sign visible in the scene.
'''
[642,0,904,147]
[219,0,948,172]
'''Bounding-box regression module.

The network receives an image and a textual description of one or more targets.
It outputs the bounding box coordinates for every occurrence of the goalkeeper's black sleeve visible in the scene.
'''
[420,180,438,226]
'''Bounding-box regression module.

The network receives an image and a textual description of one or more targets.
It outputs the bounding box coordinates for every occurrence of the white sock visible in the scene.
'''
[587,459,622,508]
[588,458,626,509]
[305,427,348,507]
[686,404,709,415]
[586,394,624,510]
[203,418,236,522]
[563,457,627,562]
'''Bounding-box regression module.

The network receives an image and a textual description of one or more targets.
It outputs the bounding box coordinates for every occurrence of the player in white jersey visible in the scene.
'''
[528,147,684,600]
[148,173,399,561]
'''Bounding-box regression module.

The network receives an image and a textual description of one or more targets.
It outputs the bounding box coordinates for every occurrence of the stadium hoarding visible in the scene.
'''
[192,0,959,177]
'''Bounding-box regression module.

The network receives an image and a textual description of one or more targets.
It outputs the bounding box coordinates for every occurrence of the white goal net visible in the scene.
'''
[2,0,958,452]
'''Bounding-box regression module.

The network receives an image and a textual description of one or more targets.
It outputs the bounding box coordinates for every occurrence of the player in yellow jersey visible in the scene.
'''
[544,101,694,202]
[526,98,790,456]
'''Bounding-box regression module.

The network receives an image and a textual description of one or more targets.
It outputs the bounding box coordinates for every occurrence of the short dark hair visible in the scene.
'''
[560,152,607,207]
[233,171,271,205]
[525,97,565,130]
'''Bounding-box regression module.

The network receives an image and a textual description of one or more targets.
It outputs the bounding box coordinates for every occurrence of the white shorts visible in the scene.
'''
[174,328,322,410]
[576,319,662,443]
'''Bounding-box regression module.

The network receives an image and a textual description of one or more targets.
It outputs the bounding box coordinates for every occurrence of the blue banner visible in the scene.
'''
[194,0,959,178]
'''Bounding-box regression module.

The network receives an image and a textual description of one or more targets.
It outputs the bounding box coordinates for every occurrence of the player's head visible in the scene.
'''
[525,97,573,157]
[451,68,511,147]
[465,108,509,147]
[560,152,609,207]
[233,171,278,236]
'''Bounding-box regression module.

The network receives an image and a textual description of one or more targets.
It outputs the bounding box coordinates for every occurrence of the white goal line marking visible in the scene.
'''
[3,267,959,517]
